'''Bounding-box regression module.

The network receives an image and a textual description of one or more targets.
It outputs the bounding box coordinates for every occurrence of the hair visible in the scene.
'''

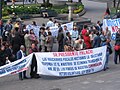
[14,27,19,32]
[49,18,52,21]
[58,27,63,32]
[20,45,25,49]
[97,21,100,24]
[46,26,50,30]
[40,27,45,30]
[42,23,45,27]
[25,30,29,34]
[96,31,99,36]
[66,32,70,36]
[32,21,36,25]
[84,25,88,29]
[48,31,52,35]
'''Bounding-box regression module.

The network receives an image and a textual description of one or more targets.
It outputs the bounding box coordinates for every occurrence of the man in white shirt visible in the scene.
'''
[71,26,79,41]
[46,18,55,27]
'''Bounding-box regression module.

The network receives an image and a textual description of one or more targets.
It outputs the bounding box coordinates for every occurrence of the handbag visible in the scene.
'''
[114,45,120,51]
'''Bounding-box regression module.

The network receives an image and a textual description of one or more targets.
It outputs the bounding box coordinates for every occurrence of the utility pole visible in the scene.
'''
[0,0,2,36]
[116,0,120,13]
[0,0,2,19]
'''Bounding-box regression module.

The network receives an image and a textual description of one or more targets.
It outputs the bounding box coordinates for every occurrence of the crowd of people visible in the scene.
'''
[0,17,119,80]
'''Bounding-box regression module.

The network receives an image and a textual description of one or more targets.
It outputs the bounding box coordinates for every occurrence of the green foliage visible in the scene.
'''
[2,4,40,16]
[2,3,84,17]
[51,4,84,14]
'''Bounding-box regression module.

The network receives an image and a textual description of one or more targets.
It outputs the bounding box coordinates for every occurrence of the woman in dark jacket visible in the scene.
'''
[0,46,8,66]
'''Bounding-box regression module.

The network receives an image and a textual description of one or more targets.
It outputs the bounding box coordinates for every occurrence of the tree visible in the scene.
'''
[42,0,52,7]
[116,0,120,13]
[113,0,116,7]
[43,0,49,4]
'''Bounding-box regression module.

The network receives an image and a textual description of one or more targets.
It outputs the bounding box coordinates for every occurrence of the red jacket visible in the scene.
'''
[83,35,91,49]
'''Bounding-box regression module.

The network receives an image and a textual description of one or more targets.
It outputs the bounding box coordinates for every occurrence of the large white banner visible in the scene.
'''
[50,22,74,37]
[103,18,120,40]
[26,24,40,38]
[35,46,107,77]
[0,54,33,77]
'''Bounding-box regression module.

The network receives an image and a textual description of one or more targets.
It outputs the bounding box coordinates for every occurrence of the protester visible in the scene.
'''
[114,29,120,64]
[101,38,112,71]
[89,30,96,47]
[29,29,38,45]
[104,27,111,40]
[81,25,88,39]
[83,32,91,49]
[29,43,40,78]
[71,26,79,41]
[11,31,21,58]
[17,45,28,80]
[93,32,101,48]
[74,38,86,51]
[0,46,8,66]
[96,21,102,32]
[63,25,69,37]
[5,43,15,62]
[45,32,54,52]
[57,27,64,52]
[46,18,54,27]
[4,20,13,33]
[64,32,74,51]
[24,30,31,55]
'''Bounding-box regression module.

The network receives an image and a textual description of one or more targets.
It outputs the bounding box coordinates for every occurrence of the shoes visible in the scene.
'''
[30,74,41,79]
[103,67,109,71]
[19,78,23,80]
[24,77,29,79]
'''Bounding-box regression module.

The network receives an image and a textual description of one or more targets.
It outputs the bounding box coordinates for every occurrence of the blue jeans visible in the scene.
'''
[104,51,109,69]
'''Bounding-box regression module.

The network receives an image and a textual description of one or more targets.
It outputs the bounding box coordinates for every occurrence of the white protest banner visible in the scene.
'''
[103,18,120,40]
[26,24,40,38]
[50,26,59,37]
[61,22,74,31]
[50,22,74,37]
[0,53,33,77]
[35,46,107,77]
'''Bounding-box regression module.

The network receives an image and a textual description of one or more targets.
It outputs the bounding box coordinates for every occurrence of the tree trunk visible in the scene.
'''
[113,0,116,8]
[43,0,45,4]
[116,0,120,13]
[47,0,49,4]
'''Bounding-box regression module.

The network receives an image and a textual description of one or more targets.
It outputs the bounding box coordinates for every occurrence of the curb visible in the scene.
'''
[78,9,86,17]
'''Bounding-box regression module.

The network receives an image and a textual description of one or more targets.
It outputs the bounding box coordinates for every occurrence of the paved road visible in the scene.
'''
[82,0,107,23]
[1,1,120,90]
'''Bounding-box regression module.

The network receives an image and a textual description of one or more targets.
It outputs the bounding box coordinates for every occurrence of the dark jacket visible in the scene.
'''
[93,35,101,48]
[115,32,120,45]
[16,50,22,60]
[57,32,64,44]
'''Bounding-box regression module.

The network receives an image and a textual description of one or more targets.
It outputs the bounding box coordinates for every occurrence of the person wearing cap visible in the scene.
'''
[71,26,79,41]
